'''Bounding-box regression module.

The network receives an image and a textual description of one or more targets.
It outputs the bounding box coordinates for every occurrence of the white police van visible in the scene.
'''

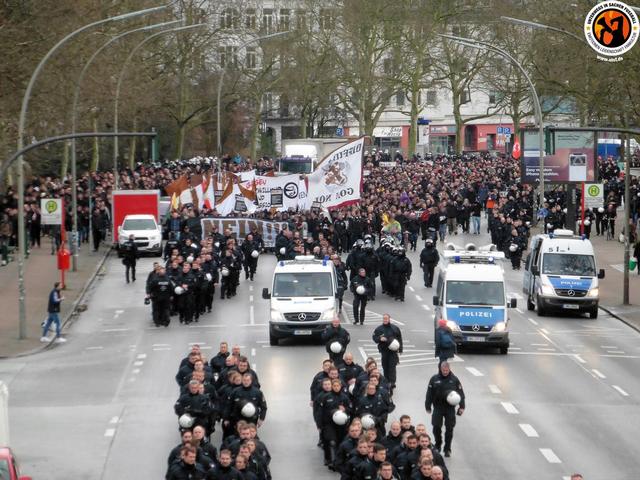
[262,255,338,346]
[432,244,516,354]
[523,229,604,318]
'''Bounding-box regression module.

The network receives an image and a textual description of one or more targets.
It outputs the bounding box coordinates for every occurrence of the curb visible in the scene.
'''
[599,305,640,334]
[0,247,112,359]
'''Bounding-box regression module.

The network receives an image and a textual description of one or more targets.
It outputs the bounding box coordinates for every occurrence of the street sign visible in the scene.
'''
[335,127,344,137]
[497,126,503,134]
[584,183,604,209]
[41,198,62,225]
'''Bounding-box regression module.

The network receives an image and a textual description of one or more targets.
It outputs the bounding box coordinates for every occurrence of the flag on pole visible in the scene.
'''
[512,136,521,160]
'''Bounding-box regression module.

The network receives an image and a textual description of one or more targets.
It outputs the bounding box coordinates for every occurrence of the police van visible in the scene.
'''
[432,244,516,354]
[262,255,338,345]
[523,229,605,318]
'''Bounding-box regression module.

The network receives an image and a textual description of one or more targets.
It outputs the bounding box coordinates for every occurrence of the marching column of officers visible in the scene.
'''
[145,226,263,327]
[313,315,465,480]
[167,342,271,480]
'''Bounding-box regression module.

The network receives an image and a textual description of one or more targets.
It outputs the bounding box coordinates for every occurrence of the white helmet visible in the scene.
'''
[446,390,462,406]
[598,207,605,213]
[509,244,518,252]
[361,414,376,429]
[178,413,194,428]
[174,286,184,295]
[330,341,343,354]
[279,247,286,255]
[187,255,194,263]
[584,219,591,226]
[546,223,553,229]
[563,208,568,214]
[388,339,400,352]
[332,410,349,426]
[205,273,212,282]
[241,402,257,418]
[251,250,260,258]
[214,241,220,248]
[356,285,366,295]
[348,383,355,395]
[221,267,230,277]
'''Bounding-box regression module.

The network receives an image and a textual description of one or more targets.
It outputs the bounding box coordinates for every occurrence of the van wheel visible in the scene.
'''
[269,334,278,346]
[589,308,598,319]
[537,298,546,317]
[526,295,535,311]
[499,345,509,355]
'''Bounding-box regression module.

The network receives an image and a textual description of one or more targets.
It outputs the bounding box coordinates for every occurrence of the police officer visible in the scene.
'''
[191,260,206,320]
[332,255,348,313]
[224,373,267,433]
[321,317,351,365]
[147,266,173,327]
[174,379,214,434]
[351,268,373,325]
[314,378,351,470]
[121,234,138,283]
[424,361,465,457]
[241,234,260,281]
[201,252,218,313]
[166,445,207,480]
[419,239,439,288]
[390,248,412,301]
[178,263,197,324]
[508,229,525,270]
[220,249,237,300]
[361,242,379,300]
[355,382,392,438]
[372,313,403,390]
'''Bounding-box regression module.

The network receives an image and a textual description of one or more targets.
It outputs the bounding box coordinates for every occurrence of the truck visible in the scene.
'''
[278,138,350,174]
[112,190,161,255]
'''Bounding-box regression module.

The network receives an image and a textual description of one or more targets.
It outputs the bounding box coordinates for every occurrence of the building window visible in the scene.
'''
[426,90,437,106]
[220,46,237,68]
[245,8,256,30]
[280,95,290,118]
[245,47,257,69]
[489,90,498,104]
[319,9,336,30]
[262,8,274,33]
[279,9,290,31]
[460,89,471,104]
[295,9,308,31]
[220,8,239,30]
[396,91,405,107]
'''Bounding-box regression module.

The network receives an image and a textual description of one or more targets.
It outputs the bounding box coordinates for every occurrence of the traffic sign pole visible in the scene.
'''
[580,182,585,235]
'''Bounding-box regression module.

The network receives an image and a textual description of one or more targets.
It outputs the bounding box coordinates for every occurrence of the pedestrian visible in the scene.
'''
[147,266,173,327]
[419,239,439,288]
[41,281,66,343]
[332,255,348,313]
[434,319,456,366]
[351,268,373,325]
[372,313,403,390]
[424,361,465,457]
[321,317,351,365]
[121,234,138,283]
[390,248,411,301]
[314,378,351,470]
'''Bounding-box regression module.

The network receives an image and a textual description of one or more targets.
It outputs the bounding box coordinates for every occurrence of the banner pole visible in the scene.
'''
[580,183,585,236]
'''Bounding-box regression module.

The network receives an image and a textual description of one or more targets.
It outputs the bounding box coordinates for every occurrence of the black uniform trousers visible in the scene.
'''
[153,298,171,326]
[125,262,136,283]
[423,264,436,287]
[432,406,456,451]
[381,351,399,385]
[353,295,367,324]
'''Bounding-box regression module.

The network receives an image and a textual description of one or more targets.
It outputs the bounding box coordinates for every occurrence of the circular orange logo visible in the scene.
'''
[585,1,639,57]
[594,9,631,48]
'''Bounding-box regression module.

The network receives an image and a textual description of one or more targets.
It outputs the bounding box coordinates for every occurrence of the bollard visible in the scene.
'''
[0,381,9,445]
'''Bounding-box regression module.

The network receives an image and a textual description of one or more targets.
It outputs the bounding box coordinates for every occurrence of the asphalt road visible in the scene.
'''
[1,229,639,480]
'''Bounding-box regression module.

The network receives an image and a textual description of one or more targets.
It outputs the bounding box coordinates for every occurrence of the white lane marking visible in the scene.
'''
[239,323,267,327]
[104,428,116,437]
[200,346,212,350]
[574,354,586,364]
[109,416,119,424]
[538,348,556,352]
[358,347,368,362]
[612,385,630,397]
[132,369,140,374]
[531,343,549,347]
[251,348,256,357]
[508,347,522,351]
[415,295,423,301]
[528,317,539,326]
[152,343,170,347]
[592,369,606,379]
[189,342,206,346]
[519,424,539,437]
[539,332,554,344]
[408,286,415,292]
[509,351,640,359]
[501,402,519,414]
[540,328,549,334]
[261,345,271,348]
[187,324,227,328]
[601,345,617,349]
[607,350,625,354]
[465,367,484,377]
[115,309,125,314]
[488,384,502,394]
[422,304,431,311]
[85,346,103,350]
[103,328,130,332]
[249,286,254,292]
[249,295,254,302]
[136,354,146,359]
[256,340,268,344]
[539,448,562,463]
[249,305,255,325]
[515,308,523,314]
[153,347,171,351]
[133,361,144,367]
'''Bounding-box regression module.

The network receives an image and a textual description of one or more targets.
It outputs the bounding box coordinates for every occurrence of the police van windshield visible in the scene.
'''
[273,273,333,297]
[542,254,596,276]
[122,218,157,230]
[446,281,505,306]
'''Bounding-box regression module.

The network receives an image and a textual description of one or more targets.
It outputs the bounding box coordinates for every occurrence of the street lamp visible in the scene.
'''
[500,16,585,43]
[14,4,170,340]
[113,23,208,189]
[438,33,546,214]
[69,19,182,272]
[216,31,291,157]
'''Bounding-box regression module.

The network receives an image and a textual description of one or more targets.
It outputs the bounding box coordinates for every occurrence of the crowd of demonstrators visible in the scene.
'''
[309,311,465,479]
[167,342,270,479]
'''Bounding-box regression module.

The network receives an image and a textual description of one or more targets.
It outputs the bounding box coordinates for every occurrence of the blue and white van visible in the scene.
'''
[523,229,605,318]
[432,244,517,355]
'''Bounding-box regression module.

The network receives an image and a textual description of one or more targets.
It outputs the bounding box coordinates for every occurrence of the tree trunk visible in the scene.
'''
[250,108,262,161]
[453,103,464,154]
[128,117,137,169]
[90,116,100,172]
[408,90,419,157]
[299,112,308,138]
[60,140,70,179]
[175,123,186,161]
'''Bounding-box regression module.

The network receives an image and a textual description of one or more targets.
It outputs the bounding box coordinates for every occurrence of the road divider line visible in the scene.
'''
[592,369,606,379]
[607,350,625,354]
[408,286,415,292]
[539,448,561,463]
[508,347,522,351]
[415,295,423,301]
[515,308,523,314]
[133,361,144,367]
[85,346,103,350]
[540,328,549,334]
[465,367,484,377]
[109,416,119,424]
[103,328,130,332]
[239,323,267,327]
[132,369,140,374]
[136,354,146,359]
[528,317,539,326]
[152,343,170,347]
[501,402,519,414]
[519,424,539,437]
[104,428,116,437]
[250,305,255,325]
[488,384,502,394]
[251,348,256,357]
[249,286,254,292]
[573,354,586,364]
[600,345,617,349]
[358,347,368,362]
[153,347,171,351]
[422,304,431,311]
[249,295,254,302]
[612,385,629,397]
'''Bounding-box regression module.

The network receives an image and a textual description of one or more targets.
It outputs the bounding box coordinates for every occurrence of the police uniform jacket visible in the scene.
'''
[321,325,351,355]
[424,371,465,411]
[372,323,403,354]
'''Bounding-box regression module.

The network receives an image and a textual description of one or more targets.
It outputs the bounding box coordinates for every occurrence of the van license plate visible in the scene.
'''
[562,304,580,310]
[294,330,312,335]
[466,336,485,342]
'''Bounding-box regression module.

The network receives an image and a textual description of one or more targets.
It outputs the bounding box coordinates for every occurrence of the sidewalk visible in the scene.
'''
[0,239,109,357]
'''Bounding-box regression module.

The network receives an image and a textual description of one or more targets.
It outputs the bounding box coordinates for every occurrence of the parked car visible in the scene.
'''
[0,447,31,480]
